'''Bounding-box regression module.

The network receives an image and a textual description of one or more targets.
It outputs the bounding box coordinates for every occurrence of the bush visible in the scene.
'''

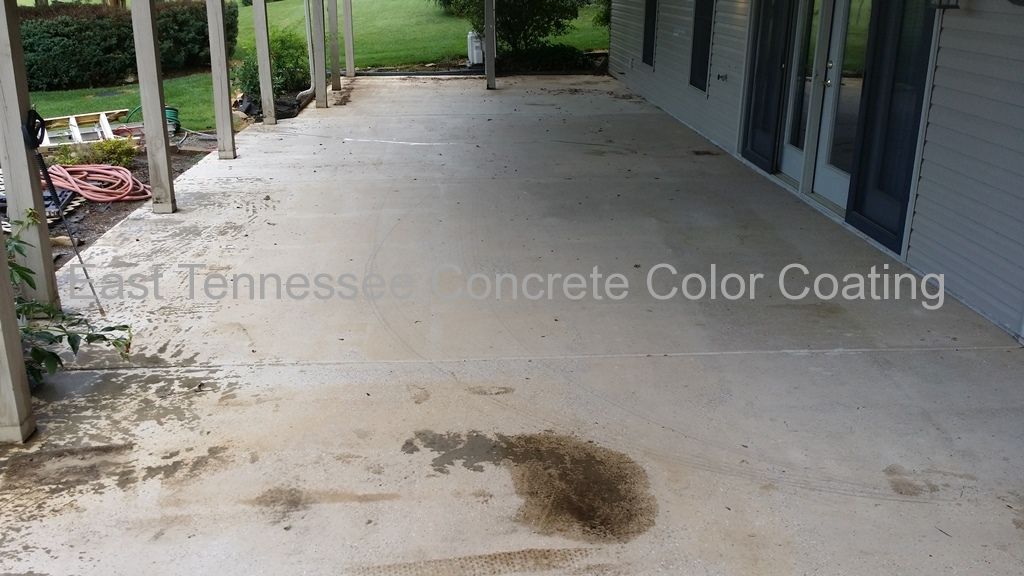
[48,139,139,169]
[448,0,588,54]
[20,1,239,91]
[232,29,310,100]
[593,0,610,27]
[498,43,593,73]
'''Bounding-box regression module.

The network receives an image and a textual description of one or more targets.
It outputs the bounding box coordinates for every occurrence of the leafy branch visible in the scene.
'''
[7,211,132,387]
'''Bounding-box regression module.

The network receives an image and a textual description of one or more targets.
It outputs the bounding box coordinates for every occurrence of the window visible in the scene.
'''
[690,0,716,90]
[642,0,659,66]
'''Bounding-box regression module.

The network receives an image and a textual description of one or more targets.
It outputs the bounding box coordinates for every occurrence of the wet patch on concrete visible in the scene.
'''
[247,486,400,524]
[401,431,657,542]
[351,547,594,576]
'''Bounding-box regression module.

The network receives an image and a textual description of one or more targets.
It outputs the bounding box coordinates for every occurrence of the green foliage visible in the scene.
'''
[498,43,593,73]
[232,28,310,100]
[90,139,139,168]
[447,0,589,54]
[6,212,132,388]
[241,0,284,6]
[48,139,138,168]
[19,1,240,91]
[431,0,460,14]
[593,0,611,27]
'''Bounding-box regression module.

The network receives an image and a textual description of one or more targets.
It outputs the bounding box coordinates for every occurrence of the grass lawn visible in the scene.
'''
[28,0,609,131]
[31,73,217,131]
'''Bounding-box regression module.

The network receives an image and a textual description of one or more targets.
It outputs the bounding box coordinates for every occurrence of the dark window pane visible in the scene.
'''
[643,0,659,65]
[690,0,716,90]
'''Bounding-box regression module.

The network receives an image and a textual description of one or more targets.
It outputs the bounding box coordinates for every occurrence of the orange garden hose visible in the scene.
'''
[46,164,152,202]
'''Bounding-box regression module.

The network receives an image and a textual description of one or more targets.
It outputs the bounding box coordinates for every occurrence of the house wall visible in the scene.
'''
[609,0,752,153]
[904,1,1024,338]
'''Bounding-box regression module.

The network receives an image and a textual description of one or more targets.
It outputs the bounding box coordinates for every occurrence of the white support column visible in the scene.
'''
[0,0,36,444]
[342,0,355,77]
[206,0,236,159]
[484,0,496,90]
[0,260,33,443]
[131,0,176,213]
[310,0,328,108]
[327,0,341,90]
[0,0,58,306]
[252,0,276,125]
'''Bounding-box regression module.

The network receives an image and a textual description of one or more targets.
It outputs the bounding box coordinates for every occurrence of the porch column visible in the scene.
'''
[131,0,176,213]
[0,1,36,444]
[206,0,236,159]
[0,0,58,306]
[484,0,496,90]
[0,263,33,443]
[310,0,328,107]
[328,0,341,90]
[342,0,354,77]
[252,0,276,125]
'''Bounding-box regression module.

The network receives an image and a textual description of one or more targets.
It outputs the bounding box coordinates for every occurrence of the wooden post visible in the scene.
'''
[0,0,58,306]
[131,0,176,213]
[484,0,496,90]
[206,0,236,159]
[0,0,37,444]
[310,0,328,108]
[342,0,355,77]
[328,0,341,90]
[252,0,276,125]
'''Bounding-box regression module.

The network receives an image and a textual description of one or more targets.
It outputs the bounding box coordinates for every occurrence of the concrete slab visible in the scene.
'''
[1,76,1022,575]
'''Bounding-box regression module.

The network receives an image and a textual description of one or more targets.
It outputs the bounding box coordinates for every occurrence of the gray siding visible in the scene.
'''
[906,1,1024,337]
[609,0,751,153]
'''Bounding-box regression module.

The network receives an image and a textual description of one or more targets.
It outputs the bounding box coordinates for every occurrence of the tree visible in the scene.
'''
[450,0,588,54]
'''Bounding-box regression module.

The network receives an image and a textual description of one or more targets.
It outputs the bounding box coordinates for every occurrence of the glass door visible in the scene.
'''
[778,0,822,182]
[810,0,872,208]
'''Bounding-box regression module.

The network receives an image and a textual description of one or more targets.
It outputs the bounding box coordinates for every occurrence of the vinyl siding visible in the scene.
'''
[906,1,1024,338]
[609,0,752,153]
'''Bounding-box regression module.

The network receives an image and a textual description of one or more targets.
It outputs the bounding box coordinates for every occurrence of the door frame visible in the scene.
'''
[738,0,943,259]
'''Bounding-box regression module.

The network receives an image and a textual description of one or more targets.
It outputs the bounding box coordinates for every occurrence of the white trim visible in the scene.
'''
[899,9,944,259]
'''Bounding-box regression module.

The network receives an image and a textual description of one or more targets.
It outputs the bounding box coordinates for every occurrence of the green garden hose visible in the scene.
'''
[125,105,181,134]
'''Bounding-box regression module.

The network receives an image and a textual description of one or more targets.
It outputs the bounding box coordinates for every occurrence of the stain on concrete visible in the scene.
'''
[407,384,431,404]
[883,464,940,497]
[401,431,657,542]
[467,385,514,396]
[247,486,399,523]
[350,547,593,576]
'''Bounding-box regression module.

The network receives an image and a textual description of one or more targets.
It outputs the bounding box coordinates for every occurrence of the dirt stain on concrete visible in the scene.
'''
[248,486,400,523]
[884,464,939,497]
[401,430,657,542]
[467,385,515,396]
[351,547,593,576]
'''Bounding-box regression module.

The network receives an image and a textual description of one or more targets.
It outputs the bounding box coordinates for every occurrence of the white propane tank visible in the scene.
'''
[467,31,485,66]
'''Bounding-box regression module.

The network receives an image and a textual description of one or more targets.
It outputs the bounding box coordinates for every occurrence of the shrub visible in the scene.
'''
[48,139,139,168]
[19,1,239,91]
[448,0,588,54]
[593,0,611,27]
[233,29,310,100]
[498,43,592,73]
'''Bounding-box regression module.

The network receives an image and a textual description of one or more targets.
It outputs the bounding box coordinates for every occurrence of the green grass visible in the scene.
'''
[236,0,608,67]
[31,73,217,130]
[28,0,609,130]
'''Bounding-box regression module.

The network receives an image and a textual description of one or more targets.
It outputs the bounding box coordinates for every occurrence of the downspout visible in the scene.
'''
[296,0,317,108]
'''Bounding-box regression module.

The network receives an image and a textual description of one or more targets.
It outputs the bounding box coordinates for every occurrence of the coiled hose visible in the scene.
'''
[46,164,151,202]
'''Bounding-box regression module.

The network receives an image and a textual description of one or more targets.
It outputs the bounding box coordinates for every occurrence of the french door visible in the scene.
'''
[746,0,935,253]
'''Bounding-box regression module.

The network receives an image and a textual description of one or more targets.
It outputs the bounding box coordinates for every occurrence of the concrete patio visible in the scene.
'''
[1,76,1022,575]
